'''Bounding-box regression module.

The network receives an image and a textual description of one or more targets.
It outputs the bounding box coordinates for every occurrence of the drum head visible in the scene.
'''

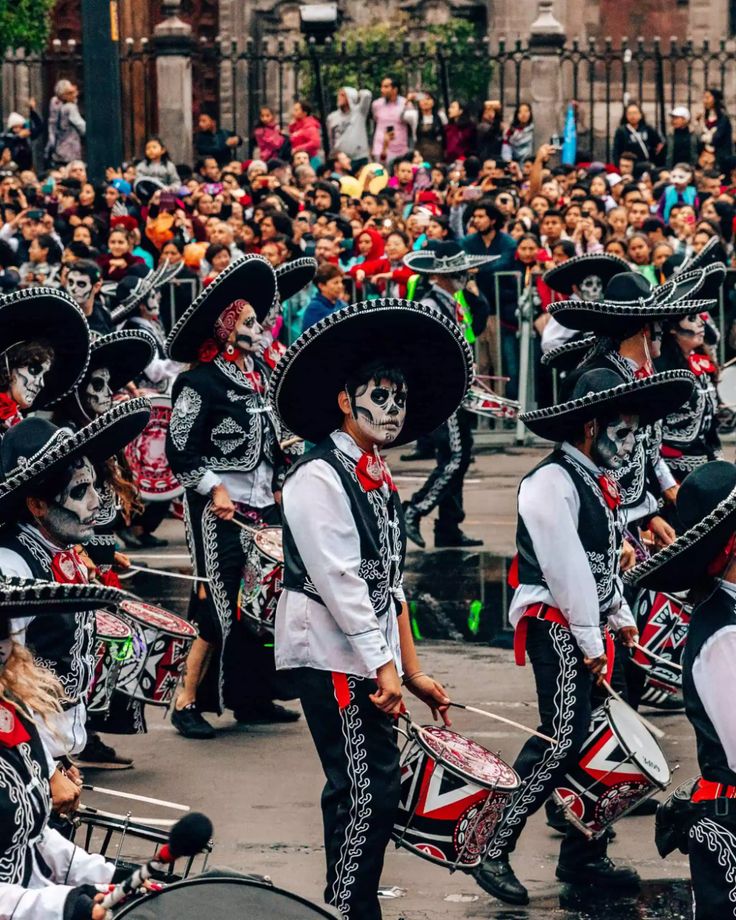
[416,726,519,791]
[124,393,183,502]
[719,365,736,407]
[95,609,132,640]
[253,527,284,563]
[115,876,337,918]
[607,699,670,787]
[120,599,198,638]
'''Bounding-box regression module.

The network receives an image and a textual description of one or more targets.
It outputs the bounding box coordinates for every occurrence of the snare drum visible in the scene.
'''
[87,610,133,715]
[631,588,691,694]
[393,723,520,869]
[553,698,671,838]
[463,379,519,421]
[124,391,183,502]
[116,600,198,706]
[237,527,283,638]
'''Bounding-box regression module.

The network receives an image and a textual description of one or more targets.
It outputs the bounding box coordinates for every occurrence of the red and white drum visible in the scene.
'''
[393,723,520,870]
[632,588,691,696]
[553,698,671,838]
[463,378,519,421]
[124,391,183,502]
[88,610,133,714]
[116,600,198,706]
[237,527,283,639]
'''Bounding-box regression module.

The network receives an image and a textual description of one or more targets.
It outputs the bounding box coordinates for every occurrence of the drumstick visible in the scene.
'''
[77,805,177,827]
[127,564,210,583]
[450,702,557,746]
[280,435,304,449]
[632,641,684,672]
[82,784,189,811]
[600,680,666,739]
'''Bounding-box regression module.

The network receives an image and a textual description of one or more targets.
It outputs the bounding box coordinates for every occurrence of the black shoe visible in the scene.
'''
[137,533,169,548]
[72,736,134,770]
[556,856,640,888]
[118,527,143,549]
[625,797,660,816]
[233,702,301,724]
[545,798,570,834]
[399,449,434,461]
[171,704,215,739]
[402,503,426,549]
[474,858,529,905]
[434,531,483,548]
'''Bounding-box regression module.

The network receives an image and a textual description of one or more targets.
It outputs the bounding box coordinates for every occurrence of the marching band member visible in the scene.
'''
[269,298,471,920]
[474,366,694,906]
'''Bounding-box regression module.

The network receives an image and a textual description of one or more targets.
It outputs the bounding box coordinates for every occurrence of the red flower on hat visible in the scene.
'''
[197,339,219,363]
[598,474,621,510]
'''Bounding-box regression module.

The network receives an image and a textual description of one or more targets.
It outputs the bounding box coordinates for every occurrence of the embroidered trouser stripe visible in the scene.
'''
[296,668,400,920]
[409,410,472,529]
[689,815,736,918]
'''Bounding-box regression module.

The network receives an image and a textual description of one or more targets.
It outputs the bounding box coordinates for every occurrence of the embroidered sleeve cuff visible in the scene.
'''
[347,629,394,673]
[195,471,222,496]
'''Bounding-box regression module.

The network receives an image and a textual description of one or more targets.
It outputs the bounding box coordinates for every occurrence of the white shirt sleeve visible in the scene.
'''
[0,883,71,919]
[518,465,605,658]
[654,455,677,492]
[692,625,736,772]
[606,586,637,632]
[282,460,394,674]
[35,827,115,886]
[0,549,33,579]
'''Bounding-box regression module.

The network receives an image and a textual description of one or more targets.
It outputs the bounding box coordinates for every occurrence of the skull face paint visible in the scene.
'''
[591,414,640,471]
[649,321,664,360]
[9,358,52,409]
[351,377,408,445]
[43,457,100,544]
[66,270,94,308]
[670,166,692,188]
[577,274,604,302]
[233,304,263,355]
[83,367,113,416]
[447,270,470,293]
[142,290,161,319]
[673,314,706,352]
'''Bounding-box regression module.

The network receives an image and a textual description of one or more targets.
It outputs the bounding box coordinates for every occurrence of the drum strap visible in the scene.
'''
[514,605,616,673]
[693,778,736,802]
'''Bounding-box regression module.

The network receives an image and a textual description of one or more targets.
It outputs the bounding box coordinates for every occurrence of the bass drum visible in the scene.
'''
[114,876,339,918]
[124,391,183,502]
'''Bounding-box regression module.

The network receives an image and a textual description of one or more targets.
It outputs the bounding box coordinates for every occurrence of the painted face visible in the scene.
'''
[670,167,691,187]
[142,290,160,319]
[674,314,706,351]
[577,274,603,302]
[351,376,408,446]
[66,270,94,306]
[592,414,640,471]
[0,638,11,669]
[84,367,113,416]
[9,358,52,409]
[233,305,262,354]
[44,457,100,543]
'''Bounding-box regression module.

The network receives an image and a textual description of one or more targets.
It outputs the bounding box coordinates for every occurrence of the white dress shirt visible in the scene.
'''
[275,430,404,678]
[510,442,635,659]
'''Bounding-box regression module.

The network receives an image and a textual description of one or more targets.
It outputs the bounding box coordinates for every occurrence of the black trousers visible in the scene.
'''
[688,813,736,918]
[409,409,473,535]
[294,668,401,920]
[485,620,608,866]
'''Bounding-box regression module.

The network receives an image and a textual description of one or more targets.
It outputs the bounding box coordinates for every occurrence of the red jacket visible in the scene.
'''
[289,116,322,158]
[349,256,413,297]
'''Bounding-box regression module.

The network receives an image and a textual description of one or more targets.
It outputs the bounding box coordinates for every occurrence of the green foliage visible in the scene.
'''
[299,16,492,112]
[0,0,56,56]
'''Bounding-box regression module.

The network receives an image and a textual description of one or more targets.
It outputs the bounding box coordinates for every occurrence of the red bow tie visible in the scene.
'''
[51,549,89,585]
[0,394,21,426]
[688,353,717,376]
[634,363,654,380]
[598,474,621,509]
[356,452,396,493]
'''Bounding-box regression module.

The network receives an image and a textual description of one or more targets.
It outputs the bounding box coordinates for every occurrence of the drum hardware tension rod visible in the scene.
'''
[126,564,210,583]
[82,784,190,812]
[632,641,683,672]
[76,805,177,827]
[600,680,665,739]
[450,702,557,746]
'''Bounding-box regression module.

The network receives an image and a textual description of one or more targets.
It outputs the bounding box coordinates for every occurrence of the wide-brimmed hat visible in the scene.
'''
[0,396,151,517]
[676,256,727,301]
[540,335,596,372]
[0,287,90,407]
[548,270,714,337]
[542,253,629,296]
[0,577,128,619]
[520,367,695,441]
[267,298,473,447]
[110,259,183,324]
[625,461,736,592]
[133,176,165,203]
[166,255,276,363]
[677,235,726,274]
[403,241,499,275]
[275,257,318,303]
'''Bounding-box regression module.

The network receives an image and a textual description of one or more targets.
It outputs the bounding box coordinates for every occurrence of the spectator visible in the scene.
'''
[45,79,86,166]
[612,101,664,165]
[302,262,347,330]
[627,232,657,285]
[477,100,504,161]
[97,227,144,280]
[658,162,698,222]
[502,103,534,162]
[135,136,180,190]
[202,243,232,284]
[326,87,372,168]
[698,87,733,169]
[251,106,290,161]
[666,106,697,167]
[371,75,409,162]
[289,101,322,161]
[444,100,477,162]
[0,102,43,171]
[194,111,242,167]
[403,93,446,165]
[348,229,412,298]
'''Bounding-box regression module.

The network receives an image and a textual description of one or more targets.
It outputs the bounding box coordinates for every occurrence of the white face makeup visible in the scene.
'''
[674,314,706,352]
[84,367,113,416]
[592,414,640,470]
[233,306,263,355]
[66,270,94,307]
[44,457,100,543]
[670,167,691,187]
[142,290,161,319]
[351,376,408,446]
[0,638,12,668]
[9,358,52,409]
[577,274,603,302]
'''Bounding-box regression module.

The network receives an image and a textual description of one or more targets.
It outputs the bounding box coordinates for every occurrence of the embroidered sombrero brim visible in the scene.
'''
[87,330,156,394]
[542,254,629,296]
[678,235,724,274]
[651,264,717,307]
[276,258,318,302]
[166,255,276,363]
[540,335,596,371]
[0,577,130,618]
[267,298,473,446]
[0,288,90,407]
[520,369,695,441]
[403,250,500,274]
[548,295,716,336]
[0,396,151,517]
[110,259,184,324]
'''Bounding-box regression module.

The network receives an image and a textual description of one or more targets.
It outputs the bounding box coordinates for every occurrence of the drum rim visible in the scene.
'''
[252,525,284,563]
[390,832,481,869]
[605,698,671,787]
[120,599,199,638]
[95,609,133,640]
[410,724,520,791]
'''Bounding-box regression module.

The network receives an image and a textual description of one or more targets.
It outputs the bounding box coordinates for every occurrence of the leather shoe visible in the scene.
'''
[171,704,215,739]
[474,858,529,905]
[399,449,434,461]
[434,531,483,548]
[556,856,640,888]
[402,504,426,548]
[234,702,301,724]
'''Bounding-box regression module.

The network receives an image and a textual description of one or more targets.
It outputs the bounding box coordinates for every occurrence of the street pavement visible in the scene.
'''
[84,446,697,918]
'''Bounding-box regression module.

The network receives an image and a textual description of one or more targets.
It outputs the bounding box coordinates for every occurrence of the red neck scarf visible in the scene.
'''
[0,701,30,749]
[356,451,396,493]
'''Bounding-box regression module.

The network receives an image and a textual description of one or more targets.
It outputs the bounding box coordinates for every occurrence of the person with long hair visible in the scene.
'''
[477,99,504,160]
[612,102,664,166]
[403,92,446,165]
[134,136,180,190]
[502,102,534,163]
[443,99,477,162]
[698,87,733,169]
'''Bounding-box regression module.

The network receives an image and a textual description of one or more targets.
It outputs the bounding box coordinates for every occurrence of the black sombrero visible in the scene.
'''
[166,255,276,363]
[678,235,726,274]
[0,396,151,517]
[267,298,473,447]
[540,335,596,372]
[625,460,736,592]
[110,260,183,324]
[0,287,90,407]
[133,176,165,203]
[0,577,129,618]
[520,367,694,441]
[276,258,318,303]
[542,253,629,296]
[403,241,499,275]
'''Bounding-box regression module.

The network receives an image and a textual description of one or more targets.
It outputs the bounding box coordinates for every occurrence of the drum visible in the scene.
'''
[124,392,183,502]
[392,723,520,870]
[631,588,691,695]
[116,600,198,706]
[88,611,133,714]
[718,365,736,433]
[237,527,283,639]
[462,377,518,421]
[553,698,671,838]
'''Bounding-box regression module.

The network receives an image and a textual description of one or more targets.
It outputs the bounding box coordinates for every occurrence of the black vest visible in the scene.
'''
[283,438,406,618]
[683,586,736,786]
[516,449,622,612]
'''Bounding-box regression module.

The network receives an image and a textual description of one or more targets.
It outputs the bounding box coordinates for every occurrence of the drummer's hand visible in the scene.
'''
[618,626,639,648]
[273,489,282,506]
[619,539,636,573]
[649,515,676,548]
[91,893,107,919]
[583,653,607,685]
[662,484,679,505]
[210,484,235,520]
[65,764,83,786]
[404,672,452,726]
[114,551,131,569]
[50,766,81,815]
[369,660,403,716]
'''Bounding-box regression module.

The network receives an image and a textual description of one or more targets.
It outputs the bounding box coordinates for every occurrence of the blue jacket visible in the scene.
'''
[302,292,348,332]
[460,230,517,316]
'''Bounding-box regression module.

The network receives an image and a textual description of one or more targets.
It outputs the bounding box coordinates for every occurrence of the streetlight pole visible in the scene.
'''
[80,0,123,181]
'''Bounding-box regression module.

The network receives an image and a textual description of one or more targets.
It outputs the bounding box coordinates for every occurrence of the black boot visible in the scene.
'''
[556,856,640,888]
[171,704,215,739]
[434,529,483,548]
[474,857,529,905]
[402,502,425,548]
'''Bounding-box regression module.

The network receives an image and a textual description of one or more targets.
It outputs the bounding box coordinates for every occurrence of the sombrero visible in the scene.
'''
[0,287,90,407]
[540,335,596,372]
[0,396,151,517]
[520,367,694,441]
[166,255,276,363]
[267,298,473,447]
[110,259,183,324]
[625,460,736,592]
[0,577,129,618]
[677,235,726,274]
[403,241,499,275]
[542,253,629,296]
[133,176,165,203]
[275,257,318,303]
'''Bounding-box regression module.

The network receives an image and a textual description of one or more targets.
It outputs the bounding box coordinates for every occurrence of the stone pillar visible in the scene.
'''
[154,0,193,165]
[528,0,566,151]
